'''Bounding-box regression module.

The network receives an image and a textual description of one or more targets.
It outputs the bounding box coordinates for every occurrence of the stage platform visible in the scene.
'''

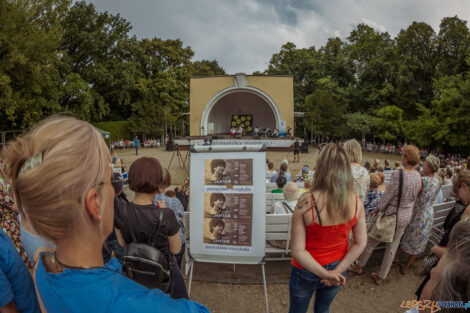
[174,136,300,151]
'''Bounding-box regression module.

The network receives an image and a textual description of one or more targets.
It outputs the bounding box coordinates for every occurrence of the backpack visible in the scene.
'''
[122,205,171,292]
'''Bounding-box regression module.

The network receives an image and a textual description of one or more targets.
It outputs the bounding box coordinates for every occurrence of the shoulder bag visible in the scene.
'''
[122,205,171,291]
[369,169,403,243]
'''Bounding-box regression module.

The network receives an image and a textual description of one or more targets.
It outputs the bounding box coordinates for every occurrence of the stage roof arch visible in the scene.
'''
[190,74,294,136]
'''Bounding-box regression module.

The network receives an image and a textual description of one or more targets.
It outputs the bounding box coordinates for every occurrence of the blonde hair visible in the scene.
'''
[369,173,380,189]
[456,169,470,189]
[311,143,354,223]
[425,155,440,173]
[343,139,362,163]
[0,115,111,242]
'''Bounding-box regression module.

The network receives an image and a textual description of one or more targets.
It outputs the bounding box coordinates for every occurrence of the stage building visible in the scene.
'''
[189,74,294,137]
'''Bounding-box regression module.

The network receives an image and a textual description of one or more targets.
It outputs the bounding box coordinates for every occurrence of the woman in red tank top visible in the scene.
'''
[288,143,367,313]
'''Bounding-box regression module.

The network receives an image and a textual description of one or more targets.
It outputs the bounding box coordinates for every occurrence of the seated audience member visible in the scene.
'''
[377,166,384,173]
[175,178,190,211]
[0,116,208,312]
[0,229,40,313]
[294,165,310,182]
[266,162,275,175]
[271,176,287,193]
[154,168,185,270]
[300,177,313,194]
[444,168,453,185]
[394,161,401,169]
[363,174,383,220]
[271,182,299,214]
[384,160,391,170]
[364,161,371,172]
[373,159,380,171]
[270,161,291,183]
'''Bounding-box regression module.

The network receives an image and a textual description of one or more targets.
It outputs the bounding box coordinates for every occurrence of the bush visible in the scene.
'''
[93,121,131,141]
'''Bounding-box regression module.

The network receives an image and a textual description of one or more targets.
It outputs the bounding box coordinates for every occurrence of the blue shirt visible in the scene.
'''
[154,194,185,245]
[134,138,140,147]
[0,230,40,313]
[35,256,209,313]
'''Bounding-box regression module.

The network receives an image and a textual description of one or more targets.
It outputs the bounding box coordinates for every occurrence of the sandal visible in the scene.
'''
[371,273,382,286]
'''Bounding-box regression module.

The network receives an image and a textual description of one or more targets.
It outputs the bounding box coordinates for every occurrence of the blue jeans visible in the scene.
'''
[289,260,345,313]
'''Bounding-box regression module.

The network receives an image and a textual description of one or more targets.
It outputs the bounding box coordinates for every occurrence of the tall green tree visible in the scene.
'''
[345,112,374,140]
[0,0,69,129]
[373,105,404,142]
[395,22,437,118]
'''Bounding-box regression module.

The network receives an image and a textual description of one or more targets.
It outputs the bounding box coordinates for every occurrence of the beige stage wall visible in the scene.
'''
[189,75,294,136]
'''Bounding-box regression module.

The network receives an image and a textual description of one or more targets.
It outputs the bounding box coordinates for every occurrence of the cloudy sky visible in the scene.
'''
[85,0,470,74]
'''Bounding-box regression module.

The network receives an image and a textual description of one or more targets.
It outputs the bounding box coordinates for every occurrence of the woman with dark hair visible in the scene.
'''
[210,159,226,181]
[207,193,226,215]
[115,157,188,299]
[208,219,225,240]
[289,143,367,313]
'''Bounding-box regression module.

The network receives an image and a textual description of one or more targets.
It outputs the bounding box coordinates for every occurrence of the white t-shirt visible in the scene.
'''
[271,200,297,214]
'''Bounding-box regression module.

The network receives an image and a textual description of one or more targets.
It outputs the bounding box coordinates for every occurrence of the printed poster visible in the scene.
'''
[203,193,253,246]
[204,159,253,185]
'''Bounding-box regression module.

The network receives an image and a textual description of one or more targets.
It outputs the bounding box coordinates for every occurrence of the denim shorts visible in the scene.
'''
[289,260,345,313]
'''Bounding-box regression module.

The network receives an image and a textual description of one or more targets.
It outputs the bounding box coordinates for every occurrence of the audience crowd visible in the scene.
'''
[0,116,469,313]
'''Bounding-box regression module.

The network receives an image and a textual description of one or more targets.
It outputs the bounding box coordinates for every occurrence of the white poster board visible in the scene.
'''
[189,145,266,264]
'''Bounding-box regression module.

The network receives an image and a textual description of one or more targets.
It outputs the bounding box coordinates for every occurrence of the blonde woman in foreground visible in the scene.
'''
[289,143,367,313]
[1,115,208,313]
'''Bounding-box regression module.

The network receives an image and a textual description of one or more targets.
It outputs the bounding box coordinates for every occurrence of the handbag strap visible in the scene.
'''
[123,203,164,246]
[396,169,403,212]
[281,201,294,214]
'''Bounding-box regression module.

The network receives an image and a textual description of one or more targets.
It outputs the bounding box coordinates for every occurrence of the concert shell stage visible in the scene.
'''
[190,74,294,137]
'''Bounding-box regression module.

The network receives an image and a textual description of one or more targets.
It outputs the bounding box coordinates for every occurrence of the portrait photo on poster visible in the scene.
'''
[203,218,252,246]
[204,193,253,219]
[204,159,253,185]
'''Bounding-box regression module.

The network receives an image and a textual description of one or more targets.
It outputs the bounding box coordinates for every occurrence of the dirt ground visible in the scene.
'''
[117,147,417,313]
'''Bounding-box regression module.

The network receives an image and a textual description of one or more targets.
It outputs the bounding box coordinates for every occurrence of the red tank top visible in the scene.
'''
[291,193,357,267]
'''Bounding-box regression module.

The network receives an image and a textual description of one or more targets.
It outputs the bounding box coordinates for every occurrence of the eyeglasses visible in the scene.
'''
[98,176,125,195]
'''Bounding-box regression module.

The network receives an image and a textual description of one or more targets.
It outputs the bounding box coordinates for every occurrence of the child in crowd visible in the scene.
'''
[363,173,383,220]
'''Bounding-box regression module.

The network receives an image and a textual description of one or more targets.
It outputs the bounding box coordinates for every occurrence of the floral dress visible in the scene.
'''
[401,176,440,255]
[0,182,32,268]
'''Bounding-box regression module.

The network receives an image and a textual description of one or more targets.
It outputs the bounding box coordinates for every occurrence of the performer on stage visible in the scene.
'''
[293,138,300,163]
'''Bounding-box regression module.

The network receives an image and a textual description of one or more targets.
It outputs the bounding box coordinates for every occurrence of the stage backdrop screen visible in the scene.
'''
[231,114,253,133]
[189,148,266,264]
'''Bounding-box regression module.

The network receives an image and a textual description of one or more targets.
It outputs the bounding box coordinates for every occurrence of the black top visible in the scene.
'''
[439,200,466,247]
[294,141,300,151]
[114,202,180,258]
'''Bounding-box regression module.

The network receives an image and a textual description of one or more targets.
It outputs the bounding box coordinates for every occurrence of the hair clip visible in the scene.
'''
[18,152,43,177]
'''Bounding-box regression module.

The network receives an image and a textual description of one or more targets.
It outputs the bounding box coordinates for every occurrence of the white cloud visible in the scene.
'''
[85,0,470,74]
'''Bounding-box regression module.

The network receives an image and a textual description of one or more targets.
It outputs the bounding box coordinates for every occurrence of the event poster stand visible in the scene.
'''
[188,145,268,313]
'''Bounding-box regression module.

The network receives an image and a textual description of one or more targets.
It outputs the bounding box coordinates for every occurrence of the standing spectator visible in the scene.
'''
[0,229,40,313]
[134,136,140,155]
[289,143,367,313]
[116,158,187,299]
[398,155,441,274]
[343,139,370,203]
[384,160,391,170]
[154,168,185,269]
[350,145,421,285]
[270,161,291,183]
[271,182,298,214]
[377,172,386,192]
[363,173,383,220]
[0,116,208,312]
[293,139,300,163]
